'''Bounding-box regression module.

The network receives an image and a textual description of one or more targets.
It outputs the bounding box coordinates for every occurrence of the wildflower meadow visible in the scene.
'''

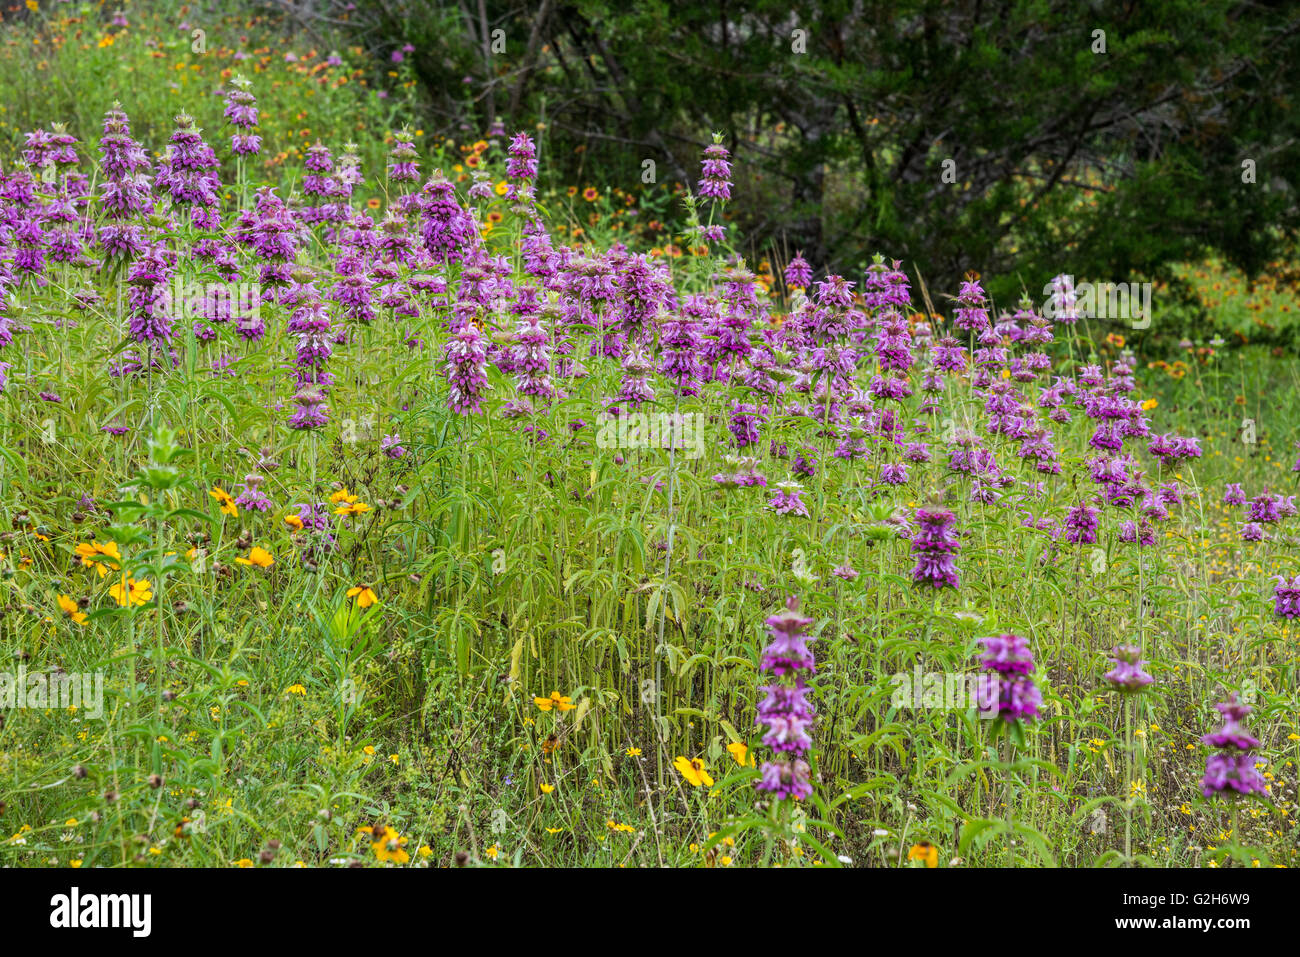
[1,3,1298,901]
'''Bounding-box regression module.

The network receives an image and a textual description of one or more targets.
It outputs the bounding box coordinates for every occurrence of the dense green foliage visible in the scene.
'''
[318,0,1300,299]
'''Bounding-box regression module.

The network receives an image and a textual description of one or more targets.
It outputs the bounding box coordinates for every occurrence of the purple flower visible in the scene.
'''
[1200,693,1267,799]
[832,561,858,581]
[444,323,490,415]
[234,474,273,513]
[697,140,732,201]
[155,113,222,228]
[756,758,812,801]
[755,597,818,802]
[289,386,329,430]
[1063,502,1100,545]
[1272,575,1300,619]
[1248,492,1282,523]
[1104,645,1154,692]
[953,277,990,333]
[976,634,1041,722]
[784,252,813,290]
[418,172,480,265]
[223,77,261,155]
[387,130,420,184]
[759,597,816,676]
[381,434,407,459]
[506,132,538,188]
[910,508,960,590]
[768,482,809,517]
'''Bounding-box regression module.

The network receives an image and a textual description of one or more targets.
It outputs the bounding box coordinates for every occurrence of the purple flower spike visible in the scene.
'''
[1200,693,1268,799]
[975,634,1041,722]
[1104,644,1154,692]
[910,508,960,590]
[755,597,818,803]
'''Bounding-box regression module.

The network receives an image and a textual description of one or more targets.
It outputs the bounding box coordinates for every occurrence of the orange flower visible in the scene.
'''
[533,691,575,712]
[56,594,87,625]
[673,756,713,787]
[347,585,378,608]
[235,547,274,568]
[75,541,122,577]
[908,841,939,868]
[109,577,153,608]
[209,487,239,517]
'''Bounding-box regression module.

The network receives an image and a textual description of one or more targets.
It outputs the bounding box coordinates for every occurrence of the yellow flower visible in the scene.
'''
[626,747,642,757]
[209,487,239,517]
[329,488,358,504]
[334,501,371,516]
[673,756,713,787]
[485,844,499,859]
[533,691,575,712]
[1141,398,1158,411]
[285,684,307,697]
[908,842,939,868]
[56,594,87,625]
[235,546,274,568]
[347,585,378,608]
[494,180,509,196]
[75,541,121,577]
[109,577,152,608]
[540,783,555,794]
[284,514,304,530]
[234,858,254,868]
[358,825,409,864]
[726,741,754,767]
